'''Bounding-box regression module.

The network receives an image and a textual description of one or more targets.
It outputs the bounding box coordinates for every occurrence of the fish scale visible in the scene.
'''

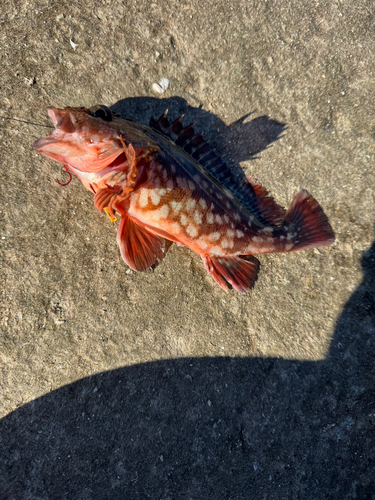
[33,105,335,293]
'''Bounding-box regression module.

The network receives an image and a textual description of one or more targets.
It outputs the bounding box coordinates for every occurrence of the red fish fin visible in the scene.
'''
[285,190,335,251]
[94,187,128,219]
[120,138,138,192]
[246,176,286,225]
[203,255,260,293]
[94,188,120,212]
[116,215,166,271]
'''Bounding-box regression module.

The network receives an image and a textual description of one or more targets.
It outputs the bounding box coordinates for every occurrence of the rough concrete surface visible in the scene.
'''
[0,0,374,498]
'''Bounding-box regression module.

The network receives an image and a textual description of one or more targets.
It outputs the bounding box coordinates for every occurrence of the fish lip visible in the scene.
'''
[33,135,55,151]
[46,106,64,127]
[33,107,67,151]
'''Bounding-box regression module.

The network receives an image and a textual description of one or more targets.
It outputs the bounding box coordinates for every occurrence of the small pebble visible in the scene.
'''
[152,78,169,94]
[70,39,79,50]
[25,77,36,86]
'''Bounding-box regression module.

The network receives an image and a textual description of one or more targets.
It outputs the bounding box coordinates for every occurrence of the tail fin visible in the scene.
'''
[285,190,335,251]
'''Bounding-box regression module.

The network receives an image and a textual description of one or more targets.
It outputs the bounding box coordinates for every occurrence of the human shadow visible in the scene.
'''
[1,236,374,499]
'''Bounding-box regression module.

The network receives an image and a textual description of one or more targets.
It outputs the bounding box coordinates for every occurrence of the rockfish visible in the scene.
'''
[33,105,335,293]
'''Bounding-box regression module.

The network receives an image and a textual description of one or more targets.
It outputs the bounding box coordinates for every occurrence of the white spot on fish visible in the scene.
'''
[139,190,149,208]
[236,230,244,238]
[202,181,208,189]
[233,213,241,221]
[267,237,274,242]
[280,235,285,240]
[209,232,221,241]
[194,210,202,225]
[253,236,263,243]
[193,174,200,182]
[150,190,161,205]
[180,214,188,226]
[171,201,183,213]
[285,243,293,251]
[228,239,234,249]
[286,232,293,241]
[186,224,198,237]
[188,180,195,190]
[221,238,229,248]
[171,164,176,173]
[199,198,207,210]
[186,199,196,211]
[216,214,222,224]
[91,134,99,143]
[160,204,170,218]
[224,215,230,223]
[131,192,139,204]
[153,204,169,220]
[166,179,174,191]
[157,188,166,197]
[177,176,187,188]
[227,229,235,237]
[216,193,223,200]
[198,238,208,250]
[171,222,181,233]
[226,201,231,209]
[261,227,274,233]
[207,212,214,224]
[210,245,222,255]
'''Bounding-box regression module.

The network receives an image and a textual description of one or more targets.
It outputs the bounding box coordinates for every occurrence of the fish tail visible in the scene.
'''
[284,190,335,251]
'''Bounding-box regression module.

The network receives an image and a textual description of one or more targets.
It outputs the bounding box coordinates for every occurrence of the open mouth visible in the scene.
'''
[33,107,73,151]
[33,106,126,174]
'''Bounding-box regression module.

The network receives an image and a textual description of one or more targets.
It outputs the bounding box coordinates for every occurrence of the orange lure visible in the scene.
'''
[34,105,335,292]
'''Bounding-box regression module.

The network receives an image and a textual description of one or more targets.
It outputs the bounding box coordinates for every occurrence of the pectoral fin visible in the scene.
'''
[117,215,166,271]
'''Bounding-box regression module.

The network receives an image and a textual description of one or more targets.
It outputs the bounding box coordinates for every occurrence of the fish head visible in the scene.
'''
[33,106,126,175]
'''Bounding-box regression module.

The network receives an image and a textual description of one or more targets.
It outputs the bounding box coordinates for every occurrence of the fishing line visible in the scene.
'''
[0,116,53,128]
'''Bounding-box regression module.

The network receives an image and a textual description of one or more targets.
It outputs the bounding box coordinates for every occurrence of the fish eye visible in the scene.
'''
[89,105,113,121]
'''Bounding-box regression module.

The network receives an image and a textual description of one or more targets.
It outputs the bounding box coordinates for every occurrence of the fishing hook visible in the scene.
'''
[56,164,72,187]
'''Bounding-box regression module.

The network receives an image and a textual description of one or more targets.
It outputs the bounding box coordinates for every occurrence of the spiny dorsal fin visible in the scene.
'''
[150,112,284,226]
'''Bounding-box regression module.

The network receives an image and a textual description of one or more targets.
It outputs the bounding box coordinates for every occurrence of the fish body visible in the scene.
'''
[33,105,335,292]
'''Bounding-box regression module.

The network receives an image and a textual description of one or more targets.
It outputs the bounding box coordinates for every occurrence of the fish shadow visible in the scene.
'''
[111,96,286,167]
[0,236,374,499]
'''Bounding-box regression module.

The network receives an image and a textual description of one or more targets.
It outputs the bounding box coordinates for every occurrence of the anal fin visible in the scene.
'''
[117,215,166,271]
[203,255,260,293]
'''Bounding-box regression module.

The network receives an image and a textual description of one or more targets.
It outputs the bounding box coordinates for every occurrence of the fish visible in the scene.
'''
[33,105,335,293]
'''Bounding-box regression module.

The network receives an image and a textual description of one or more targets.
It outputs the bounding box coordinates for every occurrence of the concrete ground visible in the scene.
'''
[0,0,374,498]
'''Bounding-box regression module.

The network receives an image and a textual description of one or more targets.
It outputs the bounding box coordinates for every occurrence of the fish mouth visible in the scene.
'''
[33,106,125,173]
[33,107,76,151]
